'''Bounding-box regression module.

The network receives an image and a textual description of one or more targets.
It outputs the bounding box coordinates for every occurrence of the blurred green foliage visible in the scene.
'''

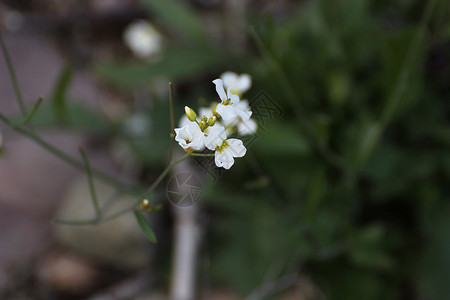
[36,0,449,298]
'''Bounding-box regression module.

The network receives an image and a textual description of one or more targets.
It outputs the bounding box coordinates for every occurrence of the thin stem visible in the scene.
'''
[0,112,127,188]
[141,152,191,200]
[53,152,193,226]
[169,82,176,162]
[79,148,102,220]
[22,97,43,126]
[189,153,215,157]
[52,205,134,225]
[0,32,27,116]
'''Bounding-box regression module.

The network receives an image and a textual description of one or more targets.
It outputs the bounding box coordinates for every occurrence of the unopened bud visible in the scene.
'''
[185,106,197,122]
[141,199,150,211]
[201,115,208,122]
[207,116,216,126]
[199,121,208,131]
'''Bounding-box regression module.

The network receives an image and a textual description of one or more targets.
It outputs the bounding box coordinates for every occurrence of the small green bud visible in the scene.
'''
[199,121,208,131]
[185,106,197,122]
[201,115,208,122]
[207,116,217,126]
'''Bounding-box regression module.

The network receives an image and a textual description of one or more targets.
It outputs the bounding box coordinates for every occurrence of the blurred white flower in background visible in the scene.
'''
[123,113,151,138]
[3,10,24,32]
[220,71,252,96]
[123,20,162,59]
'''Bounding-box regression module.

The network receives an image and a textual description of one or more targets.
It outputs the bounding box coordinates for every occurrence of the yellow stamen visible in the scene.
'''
[215,140,229,153]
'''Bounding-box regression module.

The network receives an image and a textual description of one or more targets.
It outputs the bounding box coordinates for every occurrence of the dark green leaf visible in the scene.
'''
[134,211,157,243]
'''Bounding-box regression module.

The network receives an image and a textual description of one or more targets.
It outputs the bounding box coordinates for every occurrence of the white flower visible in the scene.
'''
[204,124,227,151]
[220,71,252,96]
[213,79,252,122]
[174,122,205,151]
[123,20,162,59]
[179,115,192,128]
[222,100,258,135]
[198,107,214,119]
[237,118,258,135]
[214,138,247,170]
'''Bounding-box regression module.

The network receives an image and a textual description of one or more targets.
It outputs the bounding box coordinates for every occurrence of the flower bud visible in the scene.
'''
[185,106,197,122]
[201,115,208,122]
[141,199,150,211]
[199,121,208,131]
[207,116,216,126]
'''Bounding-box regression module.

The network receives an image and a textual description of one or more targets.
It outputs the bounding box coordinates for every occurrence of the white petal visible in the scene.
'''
[238,74,252,93]
[216,104,238,121]
[238,118,258,135]
[228,92,240,105]
[190,134,206,151]
[234,107,252,122]
[235,99,250,112]
[186,122,202,135]
[178,115,191,128]
[174,126,192,149]
[222,114,239,127]
[198,107,213,119]
[204,125,227,150]
[215,150,235,169]
[226,138,247,158]
[212,79,227,102]
[220,72,239,89]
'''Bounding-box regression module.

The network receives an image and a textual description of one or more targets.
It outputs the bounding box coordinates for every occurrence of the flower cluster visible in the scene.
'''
[174,72,257,169]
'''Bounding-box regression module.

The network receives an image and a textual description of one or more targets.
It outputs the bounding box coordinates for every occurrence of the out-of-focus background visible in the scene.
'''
[0,0,449,299]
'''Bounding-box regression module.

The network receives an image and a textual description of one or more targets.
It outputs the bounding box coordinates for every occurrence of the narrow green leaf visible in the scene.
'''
[134,211,157,243]
[141,0,206,41]
[51,64,73,124]
[79,148,101,220]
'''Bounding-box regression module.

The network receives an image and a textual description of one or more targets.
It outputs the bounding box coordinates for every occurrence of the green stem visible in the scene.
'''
[0,32,27,116]
[190,153,215,157]
[141,152,191,200]
[22,97,43,126]
[53,204,134,225]
[0,112,127,188]
[169,82,176,162]
[53,152,193,226]
[79,148,102,220]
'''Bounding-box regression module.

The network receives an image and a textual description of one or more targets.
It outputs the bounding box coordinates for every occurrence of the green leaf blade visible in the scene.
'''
[134,211,157,243]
